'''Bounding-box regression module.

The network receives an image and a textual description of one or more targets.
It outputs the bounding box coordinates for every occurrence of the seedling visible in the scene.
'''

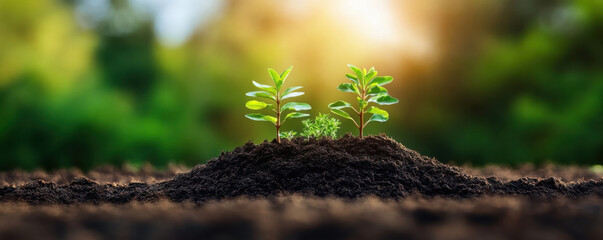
[328,65,398,138]
[245,66,311,143]
[279,131,297,140]
[301,113,340,139]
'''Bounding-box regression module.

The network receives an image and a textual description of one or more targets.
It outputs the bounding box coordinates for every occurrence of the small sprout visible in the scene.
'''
[300,113,341,139]
[245,66,311,143]
[328,64,399,138]
[279,131,297,140]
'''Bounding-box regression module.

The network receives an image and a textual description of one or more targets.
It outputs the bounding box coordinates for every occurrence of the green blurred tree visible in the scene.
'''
[396,0,603,165]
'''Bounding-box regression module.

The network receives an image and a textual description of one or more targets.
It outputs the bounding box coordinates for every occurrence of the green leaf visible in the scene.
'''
[365,67,377,85]
[367,85,388,96]
[366,106,389,123]
[328,100,352,109]
[282,86,302,96]
[369,76,393,86]
[245,100,271,110]
[267,68,282,90]
[281,86,304,99]
[368,94,399,105]
[337,83,359,94]
[245,113,277,124]
[246,91,276,100]
[366,106,389,118]
[284,112,310,121]
[281,102,311,112]
[358,97,368,110]
[280,66,293,84]
[347,64,364,82]
[252,81,277,95]
[368,114,388,122]
[281,91,304,100]
[345,74,359,85]
[330,109,353,120]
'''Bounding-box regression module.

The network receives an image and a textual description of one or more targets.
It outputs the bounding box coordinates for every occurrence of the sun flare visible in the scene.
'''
[330,0,432,56]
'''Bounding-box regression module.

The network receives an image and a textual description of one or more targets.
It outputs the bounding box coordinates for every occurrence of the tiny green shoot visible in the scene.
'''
[328,64,399,138]
[245,66,311,143]
[279,131,297,140]
[300,113,340,139]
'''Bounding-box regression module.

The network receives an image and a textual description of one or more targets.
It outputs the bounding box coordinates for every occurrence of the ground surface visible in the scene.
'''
[1,196,602,240]
[0,135,602,239]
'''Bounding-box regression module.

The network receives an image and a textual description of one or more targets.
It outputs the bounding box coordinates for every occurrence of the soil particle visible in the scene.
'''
[1,135,602,204]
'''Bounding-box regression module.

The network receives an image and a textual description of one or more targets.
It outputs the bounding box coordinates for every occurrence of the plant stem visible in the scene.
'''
[359,110,363,138]
[359,87,366,138]
[276,95,281,143]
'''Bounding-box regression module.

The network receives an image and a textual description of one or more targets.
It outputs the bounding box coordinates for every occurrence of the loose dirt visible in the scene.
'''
[0,196,601,240]
[1,135,602,204]
[0,164,187,186]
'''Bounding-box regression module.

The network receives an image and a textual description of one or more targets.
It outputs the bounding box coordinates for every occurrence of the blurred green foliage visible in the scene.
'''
[397,0,603,166]
[0,0,601,170]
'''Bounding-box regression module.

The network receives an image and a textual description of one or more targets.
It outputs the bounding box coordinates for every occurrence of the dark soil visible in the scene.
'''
[0,164,187,186]
[1,161,599,185]
[161,135,603,202]
[464,164,603,182]
[1,135,602,204]
[1,196,602,240]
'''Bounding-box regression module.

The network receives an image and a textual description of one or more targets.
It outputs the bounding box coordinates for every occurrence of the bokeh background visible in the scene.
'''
[1,0,602,170]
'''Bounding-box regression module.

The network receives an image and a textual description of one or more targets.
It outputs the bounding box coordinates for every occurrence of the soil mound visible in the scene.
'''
[0,135,601,204]
[161,135,603,202]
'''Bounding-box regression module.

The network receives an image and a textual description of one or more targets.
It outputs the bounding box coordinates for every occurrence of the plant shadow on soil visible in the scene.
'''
[0,135,602,204]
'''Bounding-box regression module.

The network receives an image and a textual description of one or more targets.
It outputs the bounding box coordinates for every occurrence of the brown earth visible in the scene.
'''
[0,196,601,240]
[0,164,188,186]
[0,135,602,204]
[463,164,603,182]
[1,160,600,186]
[0,135,602,239]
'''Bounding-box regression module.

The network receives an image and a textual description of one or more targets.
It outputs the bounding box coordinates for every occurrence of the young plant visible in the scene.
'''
[279,131,297,140]
[328,64,398,138]
[245,66,311,143]
[300,113,340,139]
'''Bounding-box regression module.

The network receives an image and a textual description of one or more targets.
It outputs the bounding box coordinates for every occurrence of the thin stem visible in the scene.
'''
[359,85,366,138]
[359,109,364,138]
[276,94,281,143]
[349,116,360,129]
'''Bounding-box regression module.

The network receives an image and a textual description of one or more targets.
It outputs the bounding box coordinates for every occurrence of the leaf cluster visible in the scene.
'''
[328,64,398,130]
[245,66,311,125]
[300,113,340,139]
[279,131,297,140]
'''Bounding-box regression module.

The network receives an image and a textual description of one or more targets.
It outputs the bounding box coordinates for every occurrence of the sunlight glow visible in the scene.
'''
[331,0,432,56]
